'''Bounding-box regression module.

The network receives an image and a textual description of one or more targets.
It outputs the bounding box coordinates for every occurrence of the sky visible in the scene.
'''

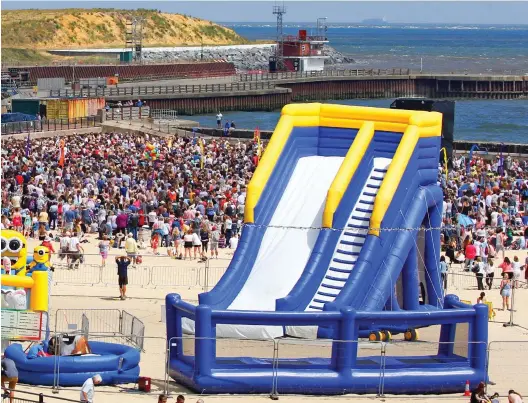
[2,1,528,25]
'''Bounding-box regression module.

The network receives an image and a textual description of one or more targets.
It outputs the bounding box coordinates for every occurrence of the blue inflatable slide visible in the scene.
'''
[166,103,488,394]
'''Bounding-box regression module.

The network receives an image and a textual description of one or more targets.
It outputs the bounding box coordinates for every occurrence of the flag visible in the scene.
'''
[199,139,205,169]
[257,134,262,161]
[25,133,31,157]
[58,139,65,167]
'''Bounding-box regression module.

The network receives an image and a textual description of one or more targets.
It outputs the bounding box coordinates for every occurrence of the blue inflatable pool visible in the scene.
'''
[4,341,140,386]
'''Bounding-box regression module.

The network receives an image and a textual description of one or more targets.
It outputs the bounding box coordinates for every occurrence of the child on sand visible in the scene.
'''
[512,256,522,288]
[151,233,160,255]
[476,292,486,304]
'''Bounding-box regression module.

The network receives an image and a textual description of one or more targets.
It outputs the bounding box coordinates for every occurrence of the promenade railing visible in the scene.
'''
[48,81,278,97]
[1,116,98,135]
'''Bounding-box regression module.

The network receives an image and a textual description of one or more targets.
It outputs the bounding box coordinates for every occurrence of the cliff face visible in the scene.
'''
[1,8,248,49]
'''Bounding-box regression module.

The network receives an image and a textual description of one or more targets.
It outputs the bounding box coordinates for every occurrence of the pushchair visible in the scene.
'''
[138,225,151,250]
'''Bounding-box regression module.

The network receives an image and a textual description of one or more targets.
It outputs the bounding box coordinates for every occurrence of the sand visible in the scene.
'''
[9,232,528,402]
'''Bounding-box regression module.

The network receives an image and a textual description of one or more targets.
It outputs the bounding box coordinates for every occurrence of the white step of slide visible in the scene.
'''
[336,243,363,254]
[330,259,356,271]
[325,270,350,280]
[321,278,347,288]
[313,293,336,302]
[305,157,392,311]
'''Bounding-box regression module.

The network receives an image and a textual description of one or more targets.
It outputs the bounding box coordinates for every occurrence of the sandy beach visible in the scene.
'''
[9,232,528,403]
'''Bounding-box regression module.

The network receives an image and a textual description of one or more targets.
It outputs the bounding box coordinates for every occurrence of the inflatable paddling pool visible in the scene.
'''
[4,341,140,386]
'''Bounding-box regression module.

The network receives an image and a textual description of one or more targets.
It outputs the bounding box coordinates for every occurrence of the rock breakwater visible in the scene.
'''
[142,44,354,71]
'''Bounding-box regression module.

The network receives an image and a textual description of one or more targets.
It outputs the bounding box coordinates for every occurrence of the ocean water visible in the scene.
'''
[179,24,528,142]
[180,99,528,143]
[227,23,528,74]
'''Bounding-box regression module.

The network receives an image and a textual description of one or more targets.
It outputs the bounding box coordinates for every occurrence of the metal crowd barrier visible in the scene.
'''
[51,263,227,289]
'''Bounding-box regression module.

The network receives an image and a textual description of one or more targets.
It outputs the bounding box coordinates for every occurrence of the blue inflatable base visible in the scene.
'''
[169,354,486,394]
[4,341,141,387]
[17,368,140,387]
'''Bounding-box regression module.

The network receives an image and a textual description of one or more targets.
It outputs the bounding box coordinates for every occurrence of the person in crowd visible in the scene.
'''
[151,232,161,256]
[499,257,513,279]
[470,382,489,403]
[476,291,486,304]
[98,235,110,267]
[485,258,495,290]
[41,234,55,254]
[229,232,239,250]
[508,390,523,403]
[80,374,102,403]
[1,357,18,403]
[183,229,194,260]
[473,257,486,291]
[115,255,131,300]
[511,255,522,288]
[200,226,210,259]
[465,240,477,272]
[68,231,84,269]
[191,229,202,260]
[210,226,220,259]
[439,255,448,290]
[499,273,512,311]
[124,233,139,265]
[11,208,22,233]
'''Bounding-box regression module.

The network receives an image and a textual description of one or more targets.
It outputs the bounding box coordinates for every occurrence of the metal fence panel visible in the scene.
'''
[54,309,122,335]
[198,265,228,289]
[99,264,151,286]
[151,266,200,287]
[121,310,146,350]
[51,264,101,285]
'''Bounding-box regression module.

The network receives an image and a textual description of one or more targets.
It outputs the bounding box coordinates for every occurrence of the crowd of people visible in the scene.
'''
[439,154,528,299]
[1,131,261,265]
[2,130,528,402]
[2,133,528,284]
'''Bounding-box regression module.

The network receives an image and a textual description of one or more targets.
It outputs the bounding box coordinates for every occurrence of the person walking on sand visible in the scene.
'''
[115,256,131,300]
[80,374,102,403]
[124,233,139,265]
[499,273,512,311]
[98,235,110,267]
[210,226,220,259]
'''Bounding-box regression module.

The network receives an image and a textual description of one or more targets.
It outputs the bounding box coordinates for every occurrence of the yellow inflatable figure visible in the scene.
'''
[26,246,51,275]
[1,230,27,272]
[1,235,49,312]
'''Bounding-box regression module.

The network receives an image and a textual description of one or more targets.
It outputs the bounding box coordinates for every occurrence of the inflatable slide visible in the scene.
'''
[166,103,488,394]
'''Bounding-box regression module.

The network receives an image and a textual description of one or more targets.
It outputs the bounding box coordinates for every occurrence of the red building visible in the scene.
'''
[272,29,329,72]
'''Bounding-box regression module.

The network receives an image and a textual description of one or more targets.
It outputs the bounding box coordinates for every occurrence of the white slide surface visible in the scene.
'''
[215,156,344,339]
[287,157,392,339]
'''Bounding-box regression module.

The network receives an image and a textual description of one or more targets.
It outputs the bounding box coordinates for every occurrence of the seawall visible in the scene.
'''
[47,70,528,115]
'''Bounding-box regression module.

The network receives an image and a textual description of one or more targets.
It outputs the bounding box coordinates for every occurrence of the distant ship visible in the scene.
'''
[361,17,388,24]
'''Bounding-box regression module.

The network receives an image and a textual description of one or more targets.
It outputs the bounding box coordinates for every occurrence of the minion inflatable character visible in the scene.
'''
[26,246,51,275]
[0,230,27,273]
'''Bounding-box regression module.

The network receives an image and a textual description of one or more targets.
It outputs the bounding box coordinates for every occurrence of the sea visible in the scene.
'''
[181,23,528,143]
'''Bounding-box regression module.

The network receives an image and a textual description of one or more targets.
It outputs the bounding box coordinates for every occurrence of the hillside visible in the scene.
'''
[1,8,248,50]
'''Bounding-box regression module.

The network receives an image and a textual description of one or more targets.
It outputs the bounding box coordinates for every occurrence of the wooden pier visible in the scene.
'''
[47,70,528,115]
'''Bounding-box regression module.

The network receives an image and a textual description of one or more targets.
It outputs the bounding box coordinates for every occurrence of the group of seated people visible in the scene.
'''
[472,382,523,403]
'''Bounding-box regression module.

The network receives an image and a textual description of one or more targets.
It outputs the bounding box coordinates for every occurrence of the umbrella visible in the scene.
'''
[457,213,474,227]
